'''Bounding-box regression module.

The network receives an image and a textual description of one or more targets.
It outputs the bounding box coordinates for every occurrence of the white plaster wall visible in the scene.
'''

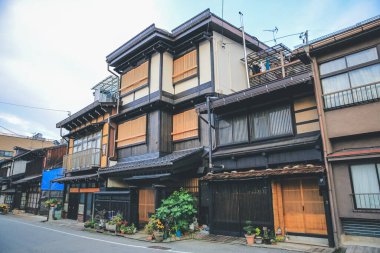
[174,77,198,94]
[107,177,129,188]
[162,52,174,93]
[150,53,160,93]
[134,86,149,100]
[12,160,27,175]
[199,40,212,85]
[213,31,252,95]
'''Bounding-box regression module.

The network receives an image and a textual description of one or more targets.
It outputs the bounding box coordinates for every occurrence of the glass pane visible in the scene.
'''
[351,164,380,209]
[269,106,292,136]
[346,47,378,67]
[86,193,93,221]
[319,58,346,75]
[349,64,380,87]
[321,73,350,94]
[232,114,248,143]
[252,111,270,139]
[218,118,233,145]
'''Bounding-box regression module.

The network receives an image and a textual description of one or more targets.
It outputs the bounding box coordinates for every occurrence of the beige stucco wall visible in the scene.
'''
[174,77,198,94]
[162,52,174,93]
[107,177,129,188]
[150,53,160,93]
[213,31,252,95]
[199,40,212,85]
[325,102,380,138]
[0,134,55,159]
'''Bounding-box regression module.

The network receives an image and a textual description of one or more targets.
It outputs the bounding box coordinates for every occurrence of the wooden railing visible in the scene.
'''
[249,60,311,87]
[63,148,101,171]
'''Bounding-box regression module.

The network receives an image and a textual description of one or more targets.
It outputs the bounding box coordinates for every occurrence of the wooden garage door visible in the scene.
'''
[138,189,155,223]
[282,179,327,235]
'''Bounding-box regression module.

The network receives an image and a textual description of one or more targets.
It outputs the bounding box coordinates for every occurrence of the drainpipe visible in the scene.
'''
[239,11,250,89]
[307,49,339,247]
[206,97,218,171]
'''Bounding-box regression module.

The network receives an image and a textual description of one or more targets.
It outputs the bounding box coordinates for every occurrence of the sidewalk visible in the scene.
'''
[11,212,336,253]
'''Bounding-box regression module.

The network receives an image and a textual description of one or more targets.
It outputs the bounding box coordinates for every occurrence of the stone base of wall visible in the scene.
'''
[77,214,84,222]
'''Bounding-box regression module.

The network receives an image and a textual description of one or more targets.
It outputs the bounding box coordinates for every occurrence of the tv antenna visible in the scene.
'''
[264,27,279,44]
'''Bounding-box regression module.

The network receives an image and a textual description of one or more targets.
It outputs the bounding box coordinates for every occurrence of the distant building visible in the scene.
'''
[0,133,56,160]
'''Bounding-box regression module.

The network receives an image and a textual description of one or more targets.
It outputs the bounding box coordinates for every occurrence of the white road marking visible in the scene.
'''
[2,218,192,253]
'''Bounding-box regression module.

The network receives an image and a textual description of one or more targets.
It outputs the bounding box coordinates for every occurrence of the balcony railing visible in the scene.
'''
[249,60,311,87]
[63,148,101,171]
[323,82,380,109]
[351,193,380,210]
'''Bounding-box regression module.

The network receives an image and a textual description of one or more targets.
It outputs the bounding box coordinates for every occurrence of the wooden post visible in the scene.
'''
[280,52,285,78]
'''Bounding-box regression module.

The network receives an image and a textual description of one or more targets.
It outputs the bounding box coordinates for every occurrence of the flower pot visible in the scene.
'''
[245,234,255,245]
[176,230,182,238]
[107,224,117,232]
[153,231,164,242]
[147,235,153,241]
[255,236,263,244]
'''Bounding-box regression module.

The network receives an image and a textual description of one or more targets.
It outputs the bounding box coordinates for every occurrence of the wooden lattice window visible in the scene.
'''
[116,115,147,147]
[172,109,198,141]
[120,61,149,94]
[172,50,197,84]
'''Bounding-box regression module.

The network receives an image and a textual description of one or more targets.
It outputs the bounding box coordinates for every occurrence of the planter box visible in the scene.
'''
[106,223,117,232]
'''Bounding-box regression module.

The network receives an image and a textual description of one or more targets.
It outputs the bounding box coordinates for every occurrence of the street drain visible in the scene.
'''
[148,246,171,250]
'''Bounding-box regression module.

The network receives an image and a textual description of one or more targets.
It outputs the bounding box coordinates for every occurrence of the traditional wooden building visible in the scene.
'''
[199,43,334,246]
[55,76,118,222]
[296,15,380,246]
[97,9,268,226]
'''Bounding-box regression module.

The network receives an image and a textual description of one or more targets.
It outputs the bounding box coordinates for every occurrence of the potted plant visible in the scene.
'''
[153,218,165,242]
[0,204,8,215]
[144,218,154,240]
[263,227,272,244]
[106,213,123,232]
[255,227,263,244]
[243,221,255,245]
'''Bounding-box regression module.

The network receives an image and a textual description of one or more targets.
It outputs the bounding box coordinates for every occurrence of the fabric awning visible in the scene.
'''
[12,175,42,185]
[52,173,98,183]
[99,147,204,176]
[201,164,325,181]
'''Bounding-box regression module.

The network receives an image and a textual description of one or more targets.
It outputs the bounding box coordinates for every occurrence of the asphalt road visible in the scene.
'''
[0,215,299,253]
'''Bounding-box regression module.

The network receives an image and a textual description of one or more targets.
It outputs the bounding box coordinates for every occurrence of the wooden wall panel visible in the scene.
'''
[120,61,149,95]
[297,122,320,134]
[116,115,147,147]
[294,96,320,134]
[160,111,173,153]
[173,50,197,84]
[172,109,198,141]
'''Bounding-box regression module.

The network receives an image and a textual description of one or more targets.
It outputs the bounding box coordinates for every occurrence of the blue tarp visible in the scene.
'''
[41,168,64,191]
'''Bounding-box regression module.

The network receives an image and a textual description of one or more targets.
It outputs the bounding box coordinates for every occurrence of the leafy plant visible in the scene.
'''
[243,221,255,235]
[43,198,61,208]
[84,219,96,228]
[107,213,123,225]
[255,227,261,237]
[155,189,197,233]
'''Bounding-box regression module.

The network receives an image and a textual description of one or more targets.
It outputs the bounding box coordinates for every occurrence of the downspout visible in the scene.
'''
[308,48,339,247]
[239,11,250,89]
[206,97,214,171]
[107,64,120,166]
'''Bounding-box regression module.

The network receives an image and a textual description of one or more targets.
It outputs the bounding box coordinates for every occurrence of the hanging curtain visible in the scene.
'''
[351,164,380,209]
[218,118,233,145]
[319,58,346,75]
[269,106,292,136]
[233,114,248,143]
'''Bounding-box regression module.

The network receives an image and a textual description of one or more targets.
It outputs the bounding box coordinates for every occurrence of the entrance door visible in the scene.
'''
[67,194,79,220]
[282,178,327,235]
[138,189,155,223]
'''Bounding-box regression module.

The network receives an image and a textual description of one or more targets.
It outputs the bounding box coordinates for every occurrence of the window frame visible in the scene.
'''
[319,46,380,109]
[172,49,198,85]
[172,108,200,143]
[216,104,294,147]
[349,162,380,211]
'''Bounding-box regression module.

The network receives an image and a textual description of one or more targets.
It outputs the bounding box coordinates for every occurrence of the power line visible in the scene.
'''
[0,101,71,116]
[0,125,26,137]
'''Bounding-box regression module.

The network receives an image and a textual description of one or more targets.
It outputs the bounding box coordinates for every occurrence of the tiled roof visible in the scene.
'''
[201,164,325,181]
[98,147,204,175]
[52,173,98,183]
[12,174,42,185]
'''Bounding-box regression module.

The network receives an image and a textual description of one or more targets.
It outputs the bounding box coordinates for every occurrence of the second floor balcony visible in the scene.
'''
[63,148,101,171]
[245,44,311,88]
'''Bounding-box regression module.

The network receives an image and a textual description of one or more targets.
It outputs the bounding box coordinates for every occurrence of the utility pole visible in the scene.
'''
[239,11,250,89]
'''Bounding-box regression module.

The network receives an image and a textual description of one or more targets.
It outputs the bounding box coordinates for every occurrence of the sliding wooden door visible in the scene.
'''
[138,189,155,223]
[282,179,327,235]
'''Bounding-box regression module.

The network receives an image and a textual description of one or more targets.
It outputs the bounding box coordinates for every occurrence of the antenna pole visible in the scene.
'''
[239,11,250,89]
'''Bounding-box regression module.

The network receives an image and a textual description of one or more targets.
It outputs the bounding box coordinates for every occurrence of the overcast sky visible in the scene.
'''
[0,0,379,140]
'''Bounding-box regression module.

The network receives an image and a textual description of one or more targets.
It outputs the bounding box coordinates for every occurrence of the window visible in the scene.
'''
[172,50,197,84]
[319,47,380,109]
[73,131,101,153]
[120,61,149,94]
[250,106,293,140]
[351,164,380,209]
[217,105,293,146]
[116,115,147,147]
[218,114,248,145]
[172,109,199,141]
[0,150,13,157]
